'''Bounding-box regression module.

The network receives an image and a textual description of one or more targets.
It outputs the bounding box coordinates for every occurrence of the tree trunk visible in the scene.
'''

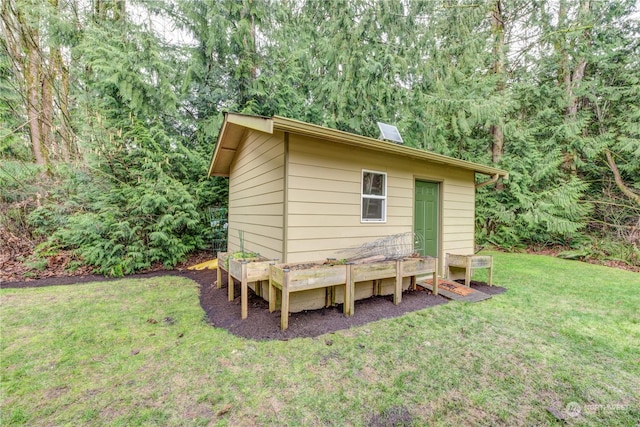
[2,0,50,168]
[560,0,590,174]
[41,50,54,160]
[25,40,47,167]
[564,0,590,120]
[490,0,505,166]
[59,53,75,161]
[605,149,640,206]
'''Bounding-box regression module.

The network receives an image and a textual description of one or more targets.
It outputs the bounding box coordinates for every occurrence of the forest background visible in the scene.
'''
[1,0,639,277]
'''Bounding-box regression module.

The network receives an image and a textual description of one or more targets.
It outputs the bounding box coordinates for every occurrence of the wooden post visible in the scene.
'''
[344,264,352,316]
[281,269,290,330]
[488,261,493,287]
[432,270,438,296]
[216,262,222,289]
[241,261,248,320]
[445,253,450,279]
[394,259,403,305]
[255,280,262,297]
[349,264,355,316]
[268,263,276,312]
[228,273,234,302]
[464,256,472,287]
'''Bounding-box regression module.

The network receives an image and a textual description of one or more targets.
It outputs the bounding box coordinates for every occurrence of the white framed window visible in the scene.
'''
[361,169,387,222]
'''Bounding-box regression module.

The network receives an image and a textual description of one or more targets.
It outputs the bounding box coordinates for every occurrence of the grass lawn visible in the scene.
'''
[1,252,639,426]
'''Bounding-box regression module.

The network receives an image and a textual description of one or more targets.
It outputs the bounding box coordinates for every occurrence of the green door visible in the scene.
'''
[414,181,439,257]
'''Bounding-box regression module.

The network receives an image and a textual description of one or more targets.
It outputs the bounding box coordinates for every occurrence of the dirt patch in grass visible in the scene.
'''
[2,268,506,341]
[368,405,414,427]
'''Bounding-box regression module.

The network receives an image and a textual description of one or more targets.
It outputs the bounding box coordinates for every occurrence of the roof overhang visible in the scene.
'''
[208,113,509,179]
[207,113,273,177]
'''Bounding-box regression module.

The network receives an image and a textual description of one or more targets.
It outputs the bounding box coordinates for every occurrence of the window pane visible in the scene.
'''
[362,197,384,220]
[362,172,385,196]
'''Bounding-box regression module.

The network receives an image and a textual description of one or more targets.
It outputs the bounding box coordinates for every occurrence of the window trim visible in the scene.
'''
[360,169,387,223]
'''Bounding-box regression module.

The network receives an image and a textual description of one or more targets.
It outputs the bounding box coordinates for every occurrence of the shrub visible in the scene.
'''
[50,173,204,276]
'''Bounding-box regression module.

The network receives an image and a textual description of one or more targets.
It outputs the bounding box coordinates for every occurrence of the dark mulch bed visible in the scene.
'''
[1,270,506,341]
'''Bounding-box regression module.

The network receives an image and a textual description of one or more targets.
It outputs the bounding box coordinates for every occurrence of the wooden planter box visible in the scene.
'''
[445,254,493,287]
[346,257,438,314]
[269,257,438,330]
[228,256,276,320]
[269,262,348,330]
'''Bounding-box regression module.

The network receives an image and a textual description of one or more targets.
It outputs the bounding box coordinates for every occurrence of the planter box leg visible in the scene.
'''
[325,286,332,308]
[228,277,234,302]
[280,270,290,330]
[216,264,222,289]
[241,262,248,320]
[281,290,289,330]
[488,265,493,287]
[432,271,438,296]
[344,264,353,316]
[464,257,472,287]
[394,260,402,305]
[268,277,275,313]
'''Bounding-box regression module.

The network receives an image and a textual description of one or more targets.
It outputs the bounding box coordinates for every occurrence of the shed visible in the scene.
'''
[209,113,508,274]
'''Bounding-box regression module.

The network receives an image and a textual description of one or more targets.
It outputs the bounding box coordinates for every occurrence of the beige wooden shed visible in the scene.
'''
[208,113,508,274]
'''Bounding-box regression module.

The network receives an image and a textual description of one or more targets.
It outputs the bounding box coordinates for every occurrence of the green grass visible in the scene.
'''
[1,252,639,426]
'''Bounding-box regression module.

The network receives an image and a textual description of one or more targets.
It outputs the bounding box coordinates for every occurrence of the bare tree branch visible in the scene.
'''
[605,149,640,206]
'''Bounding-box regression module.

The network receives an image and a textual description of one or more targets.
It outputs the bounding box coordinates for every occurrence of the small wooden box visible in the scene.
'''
[445,254,493,287]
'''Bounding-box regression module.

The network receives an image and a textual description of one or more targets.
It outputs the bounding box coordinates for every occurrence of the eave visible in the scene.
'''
[208,113,509,180]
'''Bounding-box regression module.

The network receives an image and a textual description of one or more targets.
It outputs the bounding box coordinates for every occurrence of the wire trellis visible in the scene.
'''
[205,206,228,255]
[340,232,424,261]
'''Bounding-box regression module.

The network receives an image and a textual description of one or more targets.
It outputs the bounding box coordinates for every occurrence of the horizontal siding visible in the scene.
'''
[443,224,475,234]
[230,165,284,194]
[442,210,474,221]
[227,234,283,261]
[228,129,284,260]
[288,188,355,205]
[233,132,280,170]
[229,183,283,202]
[288,224,412,240]
[288,202,358,215]
[229,192,283,207]
[442,242,475,254]
[445,183,476,196]
[287,236,400,253]
[229,214,283,228]
[288,174,359,193]
[442,200,474,211]
[230,221,283,240]
[230,204,284,216]
[286,133,476,264]
[288,214,412,228]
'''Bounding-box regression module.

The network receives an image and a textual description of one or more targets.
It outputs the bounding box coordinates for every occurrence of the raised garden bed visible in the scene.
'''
[445,254,493,287]
[216,252,278,319]
[228,256,276,319]
[269,256,438,330]
[269,262,348,330]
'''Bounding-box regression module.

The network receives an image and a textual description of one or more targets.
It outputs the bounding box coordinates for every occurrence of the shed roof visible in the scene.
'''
[208,113,508,179]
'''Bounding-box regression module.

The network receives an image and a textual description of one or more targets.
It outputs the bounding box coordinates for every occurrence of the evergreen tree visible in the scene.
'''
[3,0,639,273]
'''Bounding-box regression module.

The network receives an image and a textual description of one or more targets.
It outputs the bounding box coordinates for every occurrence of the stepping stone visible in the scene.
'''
[419,278,492,302]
